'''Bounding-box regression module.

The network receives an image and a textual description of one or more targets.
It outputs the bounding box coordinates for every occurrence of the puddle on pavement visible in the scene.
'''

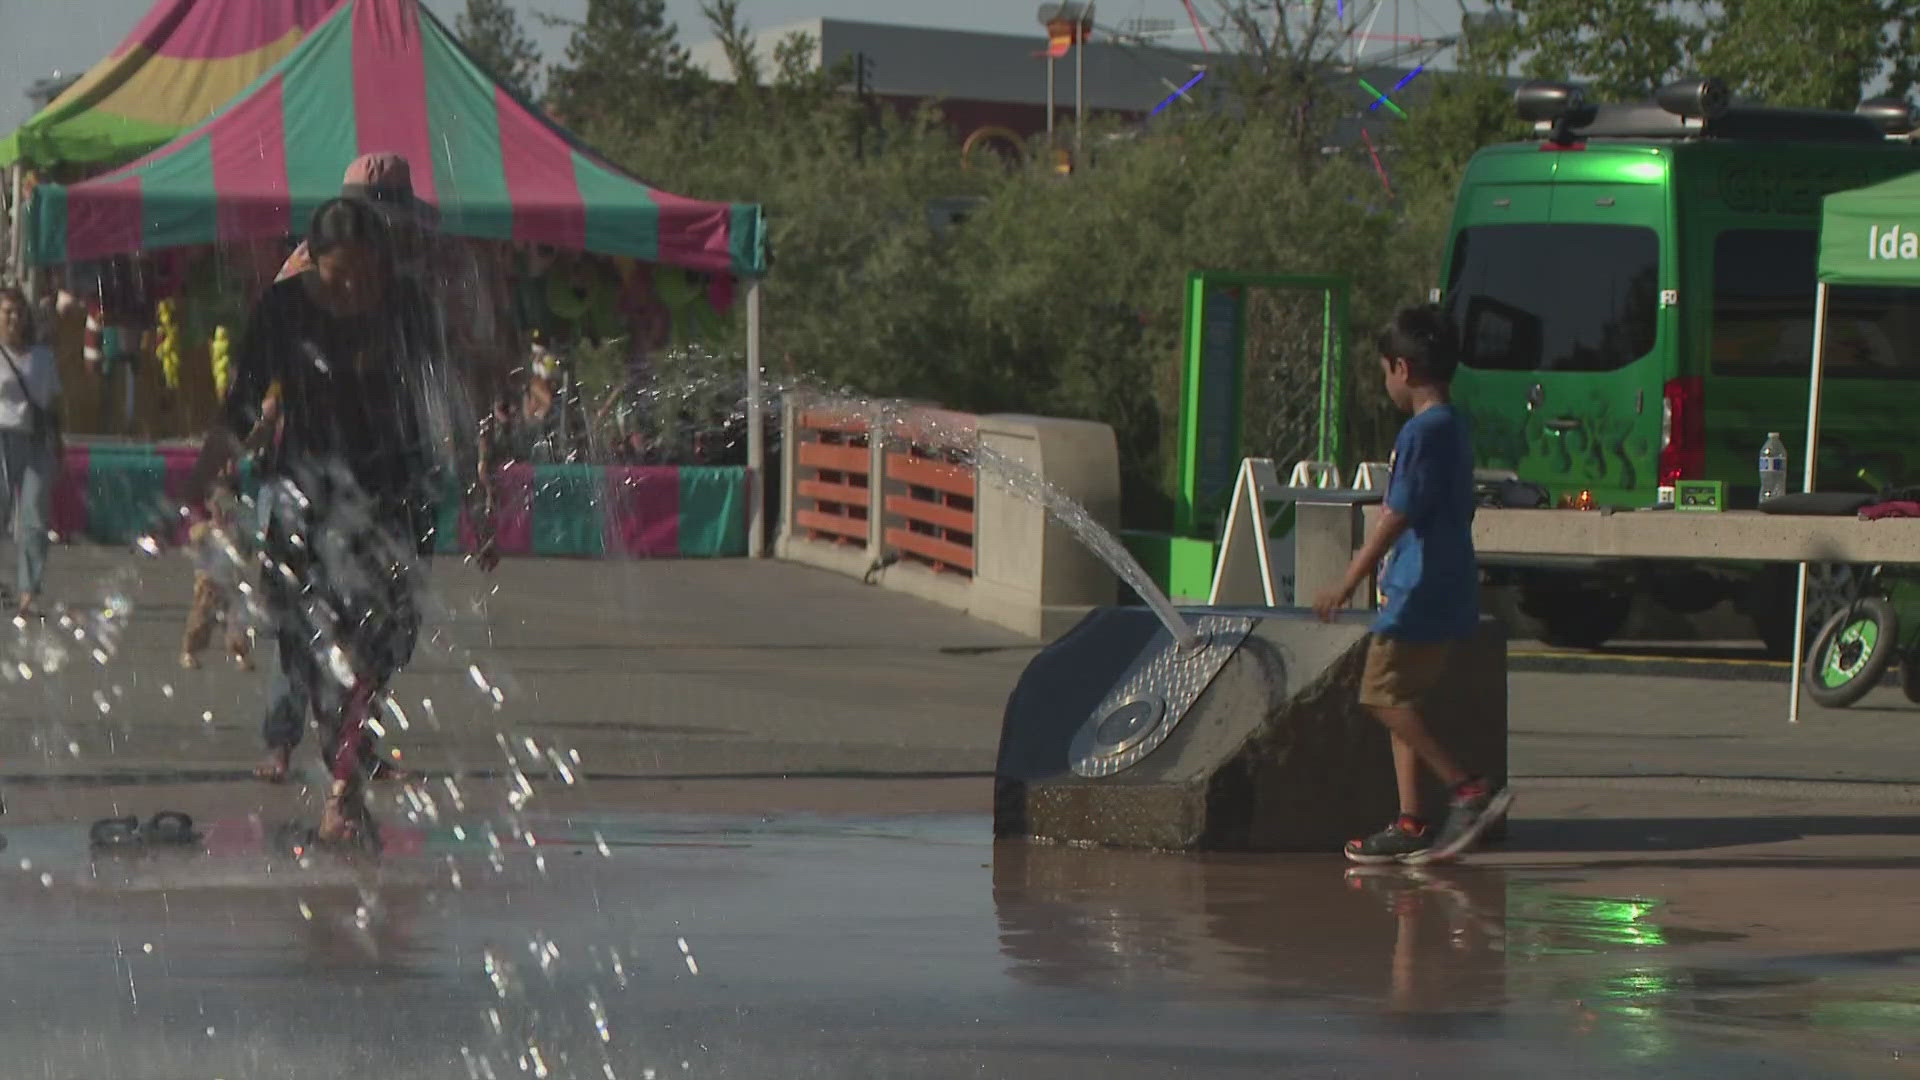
[0,810,1912,1078]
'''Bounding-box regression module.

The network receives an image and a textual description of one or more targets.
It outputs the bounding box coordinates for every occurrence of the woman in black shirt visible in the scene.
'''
[192,197,496,843]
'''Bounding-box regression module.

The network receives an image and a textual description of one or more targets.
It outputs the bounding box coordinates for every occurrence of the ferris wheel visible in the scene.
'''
[1107,0,1491,70]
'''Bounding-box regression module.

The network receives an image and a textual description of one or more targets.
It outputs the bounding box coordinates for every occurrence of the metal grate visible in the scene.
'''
[1240,286,1337,471]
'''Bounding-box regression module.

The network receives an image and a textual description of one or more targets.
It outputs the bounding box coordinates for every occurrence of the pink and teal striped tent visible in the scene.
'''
[27,0,765,277]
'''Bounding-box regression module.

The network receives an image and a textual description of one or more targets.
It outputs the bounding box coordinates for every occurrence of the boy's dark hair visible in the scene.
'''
[307,197,391,258]
[1376,303,1460,383]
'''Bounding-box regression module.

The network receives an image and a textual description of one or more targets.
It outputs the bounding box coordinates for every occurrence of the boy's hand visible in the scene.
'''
[1312,582,1356,622]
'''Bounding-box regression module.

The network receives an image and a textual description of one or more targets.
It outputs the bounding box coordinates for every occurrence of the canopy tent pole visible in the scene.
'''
[6,165,22,283]
[1788,280,1832,724]
[747,278,765,558]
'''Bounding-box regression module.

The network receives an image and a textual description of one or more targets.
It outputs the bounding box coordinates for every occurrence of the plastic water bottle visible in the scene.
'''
[1759,432,1788,502]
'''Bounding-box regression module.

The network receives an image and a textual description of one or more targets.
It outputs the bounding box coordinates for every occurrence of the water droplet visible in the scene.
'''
[298,901,313,920]
[142,942,153,954]
[588,995,611,1042]
[16,858,28,871]
[38,872,51,888]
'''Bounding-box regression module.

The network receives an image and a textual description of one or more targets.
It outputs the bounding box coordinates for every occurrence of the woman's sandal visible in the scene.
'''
[315,782,381,851]
[253,747,291,784]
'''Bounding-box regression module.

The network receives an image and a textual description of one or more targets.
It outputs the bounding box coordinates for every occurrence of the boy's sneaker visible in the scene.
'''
[1404,780,1513,865]
[1344,816,1431,864]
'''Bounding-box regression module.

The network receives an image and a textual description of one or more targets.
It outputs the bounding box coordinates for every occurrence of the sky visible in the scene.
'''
[0,0,1478,127]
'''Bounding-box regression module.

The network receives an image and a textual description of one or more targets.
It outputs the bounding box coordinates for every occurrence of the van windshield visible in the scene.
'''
[1713,228,1920,379]
[1446,224,1659,373]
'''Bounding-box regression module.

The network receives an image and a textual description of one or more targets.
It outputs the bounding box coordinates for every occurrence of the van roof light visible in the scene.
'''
[1858,97,1917,136]
[1655,77,1730,120]
[1516,81,1583,123]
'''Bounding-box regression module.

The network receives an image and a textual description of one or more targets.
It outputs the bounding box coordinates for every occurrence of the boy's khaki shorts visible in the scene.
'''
[1358,635,1453,710]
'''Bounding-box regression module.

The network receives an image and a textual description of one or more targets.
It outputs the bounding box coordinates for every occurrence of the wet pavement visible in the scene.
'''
[0,781,1917,1078]
[2,550,1920,1076]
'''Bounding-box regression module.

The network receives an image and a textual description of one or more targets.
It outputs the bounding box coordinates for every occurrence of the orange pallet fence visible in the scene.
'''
[795,410,872,548]
[884,445,976,575]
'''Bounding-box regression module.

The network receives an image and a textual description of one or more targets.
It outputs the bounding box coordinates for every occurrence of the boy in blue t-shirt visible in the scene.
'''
[1312,304,1511,864]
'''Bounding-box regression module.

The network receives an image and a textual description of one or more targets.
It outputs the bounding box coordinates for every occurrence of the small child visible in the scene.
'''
[1313,303,1511,865]
[179,469,255,671]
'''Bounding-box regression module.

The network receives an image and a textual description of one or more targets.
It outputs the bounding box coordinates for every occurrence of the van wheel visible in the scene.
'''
[1529,588,1632,650]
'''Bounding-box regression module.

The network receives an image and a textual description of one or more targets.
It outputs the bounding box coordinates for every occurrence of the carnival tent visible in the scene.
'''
[1784,168,1920,720]
[0,0,340,171]
[25,0,766,278]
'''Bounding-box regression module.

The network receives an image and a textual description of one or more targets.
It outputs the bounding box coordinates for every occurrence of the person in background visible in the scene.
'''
[179,464,254,671]
[0,286,63,620]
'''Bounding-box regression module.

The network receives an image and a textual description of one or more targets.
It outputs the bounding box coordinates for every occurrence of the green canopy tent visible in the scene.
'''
[1791,169,1920,718]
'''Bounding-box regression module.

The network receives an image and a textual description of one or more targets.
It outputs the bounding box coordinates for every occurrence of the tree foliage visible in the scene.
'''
[1704,0,1920,109]
[454,0,542,102]
[543,0,697,135]
[1485,0,1920,108]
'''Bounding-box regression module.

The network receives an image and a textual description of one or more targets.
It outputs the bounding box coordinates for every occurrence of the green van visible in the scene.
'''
[1442,81,1920,651]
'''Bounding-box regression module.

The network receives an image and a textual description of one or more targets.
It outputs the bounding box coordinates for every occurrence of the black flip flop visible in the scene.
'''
[144,811,197,846]
[89,816,143,849]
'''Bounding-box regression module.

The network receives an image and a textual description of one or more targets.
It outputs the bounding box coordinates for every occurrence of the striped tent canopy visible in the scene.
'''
[0,0,340,171]
[28,0,766,277]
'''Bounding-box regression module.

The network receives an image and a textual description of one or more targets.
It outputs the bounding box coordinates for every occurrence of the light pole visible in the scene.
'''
[1036,3,1095,158]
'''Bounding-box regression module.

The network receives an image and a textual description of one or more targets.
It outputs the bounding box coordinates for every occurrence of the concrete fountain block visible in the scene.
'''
[994,609,1507,852]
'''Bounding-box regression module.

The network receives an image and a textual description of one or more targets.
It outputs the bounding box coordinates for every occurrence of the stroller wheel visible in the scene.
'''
[1805,597,1897,709]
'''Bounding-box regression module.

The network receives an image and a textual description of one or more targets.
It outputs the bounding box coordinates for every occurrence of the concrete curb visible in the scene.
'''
[1509,650,1905,689]
[1516,774,1920,804]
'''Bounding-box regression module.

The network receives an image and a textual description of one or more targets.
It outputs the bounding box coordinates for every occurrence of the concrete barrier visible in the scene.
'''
[776,396,1122,639]
[1281,502,1920,611]
[1473,507,1920,564]
[994,608,1508,851]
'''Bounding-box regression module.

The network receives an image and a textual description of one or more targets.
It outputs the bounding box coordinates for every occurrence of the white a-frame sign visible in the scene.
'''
[1208,458,1293,607]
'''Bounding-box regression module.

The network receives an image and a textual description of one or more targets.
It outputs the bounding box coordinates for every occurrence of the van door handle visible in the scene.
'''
[1544,416,1583,433]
